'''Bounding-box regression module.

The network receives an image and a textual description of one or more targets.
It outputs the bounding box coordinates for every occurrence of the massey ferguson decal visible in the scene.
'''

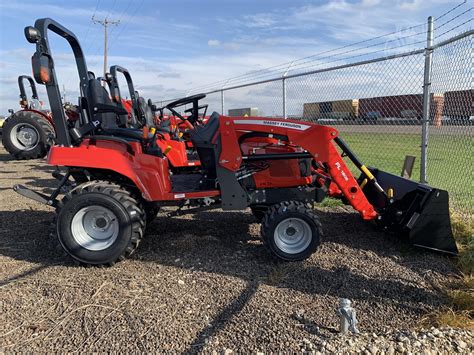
[233,119,310,131]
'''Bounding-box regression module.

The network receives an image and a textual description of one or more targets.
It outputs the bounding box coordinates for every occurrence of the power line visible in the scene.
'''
[108,0,145,51]
[87,0,118,60]
[92,16,121,76]
[189,23,428,92]
[184,2,473,94]
[189,38,427,94]
[83,0,102,49]
[204,30,428,91]
[107,0,133,43]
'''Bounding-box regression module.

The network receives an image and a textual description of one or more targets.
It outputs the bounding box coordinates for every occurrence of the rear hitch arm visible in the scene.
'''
[13,170,71,207]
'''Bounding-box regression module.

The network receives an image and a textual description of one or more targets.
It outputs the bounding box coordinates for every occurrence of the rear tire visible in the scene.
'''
[1,111,55,159]
[56,181,145,266]
[261,201,322,261]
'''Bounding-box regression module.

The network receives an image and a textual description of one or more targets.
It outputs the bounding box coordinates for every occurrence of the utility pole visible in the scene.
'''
[92,16,120,76]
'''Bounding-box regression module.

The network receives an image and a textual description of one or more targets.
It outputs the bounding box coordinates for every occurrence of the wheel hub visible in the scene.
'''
[94,217,108,229]
[10,123,39,150]
[286,226,297,237]
[71,206,119,251]
[274,218,312,255]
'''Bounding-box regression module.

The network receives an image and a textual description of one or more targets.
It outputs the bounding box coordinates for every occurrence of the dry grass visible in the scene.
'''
[422,308,473,329]
[265,263,293,285]
[452,214,474,275]
[425,213,474,329]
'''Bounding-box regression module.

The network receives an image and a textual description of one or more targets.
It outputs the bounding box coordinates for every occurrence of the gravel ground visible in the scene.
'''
[0,146,471,353]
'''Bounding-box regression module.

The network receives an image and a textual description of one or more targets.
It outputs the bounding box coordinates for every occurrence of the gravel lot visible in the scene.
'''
[0,146,471,353]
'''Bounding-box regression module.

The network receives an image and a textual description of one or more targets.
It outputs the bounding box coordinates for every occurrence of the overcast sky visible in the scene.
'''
[0,0,469,115]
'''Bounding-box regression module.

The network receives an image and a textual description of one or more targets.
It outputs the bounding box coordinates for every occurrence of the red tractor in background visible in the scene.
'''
[105,65,203,169]
[2,75,79,159]
[2,75,55,159]
[15,19,458,266]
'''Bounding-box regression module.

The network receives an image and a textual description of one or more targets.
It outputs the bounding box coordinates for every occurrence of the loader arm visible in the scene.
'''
[217,116,457,255]
[219,117,378,220]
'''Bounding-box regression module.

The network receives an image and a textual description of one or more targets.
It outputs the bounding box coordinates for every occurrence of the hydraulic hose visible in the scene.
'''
[334,137,388,197]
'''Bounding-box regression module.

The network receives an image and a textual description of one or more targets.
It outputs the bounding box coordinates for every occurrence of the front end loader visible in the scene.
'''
[14,18,457,266]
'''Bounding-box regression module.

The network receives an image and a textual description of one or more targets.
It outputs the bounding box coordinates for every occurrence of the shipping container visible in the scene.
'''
[443,89,473,119]
[303,103,320,120]
[228,107,259,117]
[303,99,358,120]
[359,94,423,119]
[331,99,359,119]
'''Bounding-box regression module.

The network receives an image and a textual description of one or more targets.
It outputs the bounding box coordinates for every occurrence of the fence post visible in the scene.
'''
[282,61,295,119]
[420,16,434,184]
[221,89,225,115]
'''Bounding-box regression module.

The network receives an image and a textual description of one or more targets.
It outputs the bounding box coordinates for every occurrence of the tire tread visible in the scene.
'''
[1,111,55,159]
[55,180,145,266]
[261,201,322,261]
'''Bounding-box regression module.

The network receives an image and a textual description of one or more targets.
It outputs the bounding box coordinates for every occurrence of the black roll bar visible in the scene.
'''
[18,75,39,101]
[25,18,90,146]
[109,65,138,125]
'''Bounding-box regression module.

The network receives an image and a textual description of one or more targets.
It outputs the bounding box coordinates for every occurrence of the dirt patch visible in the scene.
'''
[0,147,466,352]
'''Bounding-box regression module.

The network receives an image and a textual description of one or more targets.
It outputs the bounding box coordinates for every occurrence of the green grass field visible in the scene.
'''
[338,131,473,217]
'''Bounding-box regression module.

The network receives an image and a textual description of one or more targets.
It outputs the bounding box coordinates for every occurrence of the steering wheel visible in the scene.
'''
[184,104,208,122]
[165,93,206,126]
[166,93,206,109]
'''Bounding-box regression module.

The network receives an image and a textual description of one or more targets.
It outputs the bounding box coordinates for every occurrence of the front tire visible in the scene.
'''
[261,201,322,261]
[56,181,145,266]
[143,202,160,224]
[250,206,268,221]
[1,111,55,159]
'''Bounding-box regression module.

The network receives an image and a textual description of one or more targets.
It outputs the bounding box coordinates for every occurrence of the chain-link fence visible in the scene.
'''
[427,31,473,217]
[159,13,473,220]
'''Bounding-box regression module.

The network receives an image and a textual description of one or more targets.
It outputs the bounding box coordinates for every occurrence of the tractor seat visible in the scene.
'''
[98,127,163,157]
[158,119,171,133]
[189,112,220,188]
[189,111,220,146]
[87,79,127,129]
[137,96,155,127]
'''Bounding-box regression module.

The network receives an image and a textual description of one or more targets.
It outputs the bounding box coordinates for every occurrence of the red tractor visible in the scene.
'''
[105,65,203,169]
[15,19,457,266]
[2,75,55,159]
[2,75,79,159]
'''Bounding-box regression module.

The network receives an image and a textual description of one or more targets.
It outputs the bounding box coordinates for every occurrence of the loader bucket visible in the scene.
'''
[361,169,458,255]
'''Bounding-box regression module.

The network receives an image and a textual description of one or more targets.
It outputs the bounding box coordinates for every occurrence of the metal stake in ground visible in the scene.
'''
[337,298,359,335]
